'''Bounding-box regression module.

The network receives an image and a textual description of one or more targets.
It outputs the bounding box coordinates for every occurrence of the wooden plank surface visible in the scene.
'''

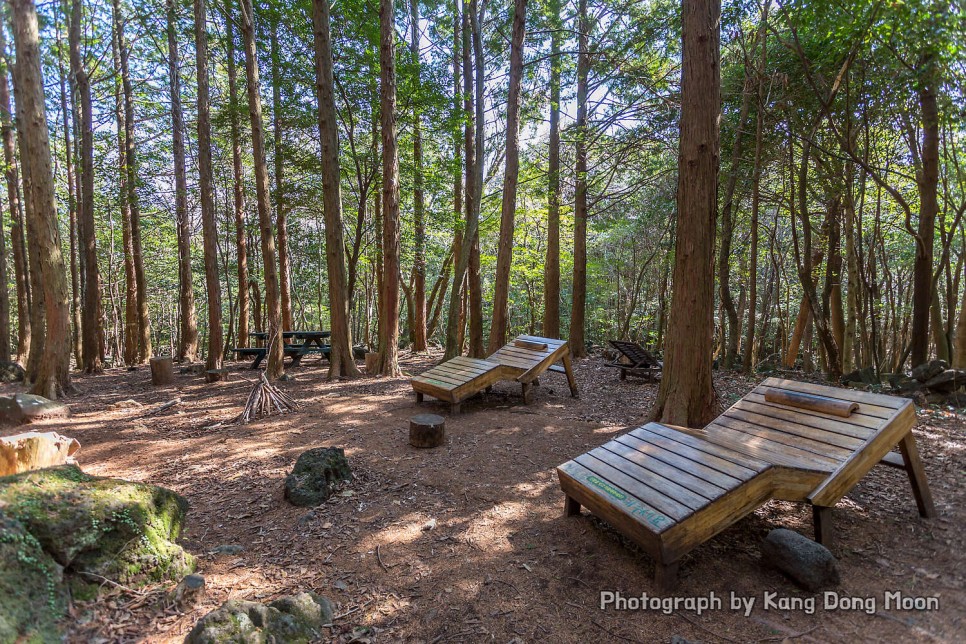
[808,402,917,506]
[574,452,694,521]
[558,460,675,534]
[739,395,881,434]
[614,433,743,492]
[761,377,905,409]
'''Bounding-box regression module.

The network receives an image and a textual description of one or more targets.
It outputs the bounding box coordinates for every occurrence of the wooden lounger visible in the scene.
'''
[411,335,579,413]
[607,340,663,380]
[558,377,935,591]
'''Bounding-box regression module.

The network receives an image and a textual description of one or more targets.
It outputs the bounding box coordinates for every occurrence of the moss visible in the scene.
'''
[0,512,66,642]
[0,465,198,638]
[0,465,194,585]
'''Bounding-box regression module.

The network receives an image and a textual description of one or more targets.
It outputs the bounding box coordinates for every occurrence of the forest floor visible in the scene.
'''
[2,350,964,643]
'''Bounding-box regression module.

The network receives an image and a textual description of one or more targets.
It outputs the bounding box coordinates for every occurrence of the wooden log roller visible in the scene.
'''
[410,413,445,448]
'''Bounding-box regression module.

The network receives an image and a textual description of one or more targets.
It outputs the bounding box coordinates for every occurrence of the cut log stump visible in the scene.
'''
[365,352,380,374]
[410,413,445,448]
[150,357,174,385]
[206,368,230,383]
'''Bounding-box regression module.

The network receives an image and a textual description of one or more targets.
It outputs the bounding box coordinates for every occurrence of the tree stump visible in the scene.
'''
[409,413,445,448]
[150,357,174,385]
[365,352,380,374]
[170,573,206,609]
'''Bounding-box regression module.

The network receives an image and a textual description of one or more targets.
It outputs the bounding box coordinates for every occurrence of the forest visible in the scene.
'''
[1,0,965,640]
[0,0,963,412]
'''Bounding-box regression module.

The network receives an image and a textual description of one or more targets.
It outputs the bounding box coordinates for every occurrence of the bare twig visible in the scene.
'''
[139,398,181,418]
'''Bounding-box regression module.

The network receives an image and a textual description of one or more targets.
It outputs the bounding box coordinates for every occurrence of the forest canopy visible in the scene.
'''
[0,0,963,401]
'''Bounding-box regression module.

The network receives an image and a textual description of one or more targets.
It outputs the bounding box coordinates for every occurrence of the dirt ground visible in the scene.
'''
[3,351,964,643]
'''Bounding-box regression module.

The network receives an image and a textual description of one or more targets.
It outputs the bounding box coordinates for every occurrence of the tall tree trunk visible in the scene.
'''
[409,0,427,352]
[11,0,71,397]
[239,0,283,380]
[270,20,293,333]
[224,3,248,352]
[194,0,224,378]
[117,0,151,362]
[543,0,561,338]
[376,0,401,375]
[168,0,198,361]
[0,34,28,362]
[69,0,103,372]
[653,0,720,426]
[569,0,589,358]
[742,66,765,373]
[718,59,756,370]
[0,169,8,362]
[488,0,528,353]
[910,55,939,368]
[55,34,78,367]
[312,0,360,378]
[111,6,138,367]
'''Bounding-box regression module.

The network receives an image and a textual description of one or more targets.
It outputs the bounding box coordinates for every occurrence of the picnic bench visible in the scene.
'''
[557,377,935,591]
[607,340,662,380]
[411,335,579,413]
[234,346,313,369]
[234,330,332,369]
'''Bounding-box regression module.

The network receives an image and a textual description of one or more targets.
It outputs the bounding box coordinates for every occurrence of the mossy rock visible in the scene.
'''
[0,464,195,585]
[284,447,352,507]
[0,512,67,643]
[185,592,333,643]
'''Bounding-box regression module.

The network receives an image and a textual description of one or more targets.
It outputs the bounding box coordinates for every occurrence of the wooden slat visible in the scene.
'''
[709,416,849,469]
[761,377,905,409]
[614,433,744,492]
[575,452,693,521]
[601,440,725,503]
[518,334,565,348]
[719,405,875,449]
[642,423,769,472]
[706,421,842,472]
[750,387,893,420]
[411,376,460,391]
[428,363,493,380]
[733,399,880,433]
[719,409,864,452]
[587,446,709,512]
[558,461,673,537]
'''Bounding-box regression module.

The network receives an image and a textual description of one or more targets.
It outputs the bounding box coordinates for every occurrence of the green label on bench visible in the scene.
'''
[572,468,671,530]
[588,475,627,501]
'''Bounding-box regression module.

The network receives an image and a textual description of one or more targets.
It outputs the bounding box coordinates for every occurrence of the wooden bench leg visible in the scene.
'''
[620,368,627,381]
[485,385,492,393]
[654,560,680,593]
[415,392,424,404]
[563,495,581,517]
[450,402,461,414]
[562,353,579,397]
[522,383,533,404]
[898,433,937,518]
[813,505,834,547]
[251,355,263,369]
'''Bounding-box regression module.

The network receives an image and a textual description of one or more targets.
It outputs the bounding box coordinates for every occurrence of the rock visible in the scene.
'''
[170,574,206,609]
[210,544,245,557]
[0,464,194,586]
[185,592,333,644]
[842,366,878,387]
[761,528,840,591]
[923,369,966,394]
[0,431,81,476]
[0,511,66,642]
[109,399,144,410]
[284,447,352,507]
[0,393,70,425]
[912,359,947,383]
[0,360,25,383]
[670,637,697,644]
[180,363,206,375]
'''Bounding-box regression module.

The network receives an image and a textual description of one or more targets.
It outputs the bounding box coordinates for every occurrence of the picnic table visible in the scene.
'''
[249,330,331,348]
[234,330,331,369]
